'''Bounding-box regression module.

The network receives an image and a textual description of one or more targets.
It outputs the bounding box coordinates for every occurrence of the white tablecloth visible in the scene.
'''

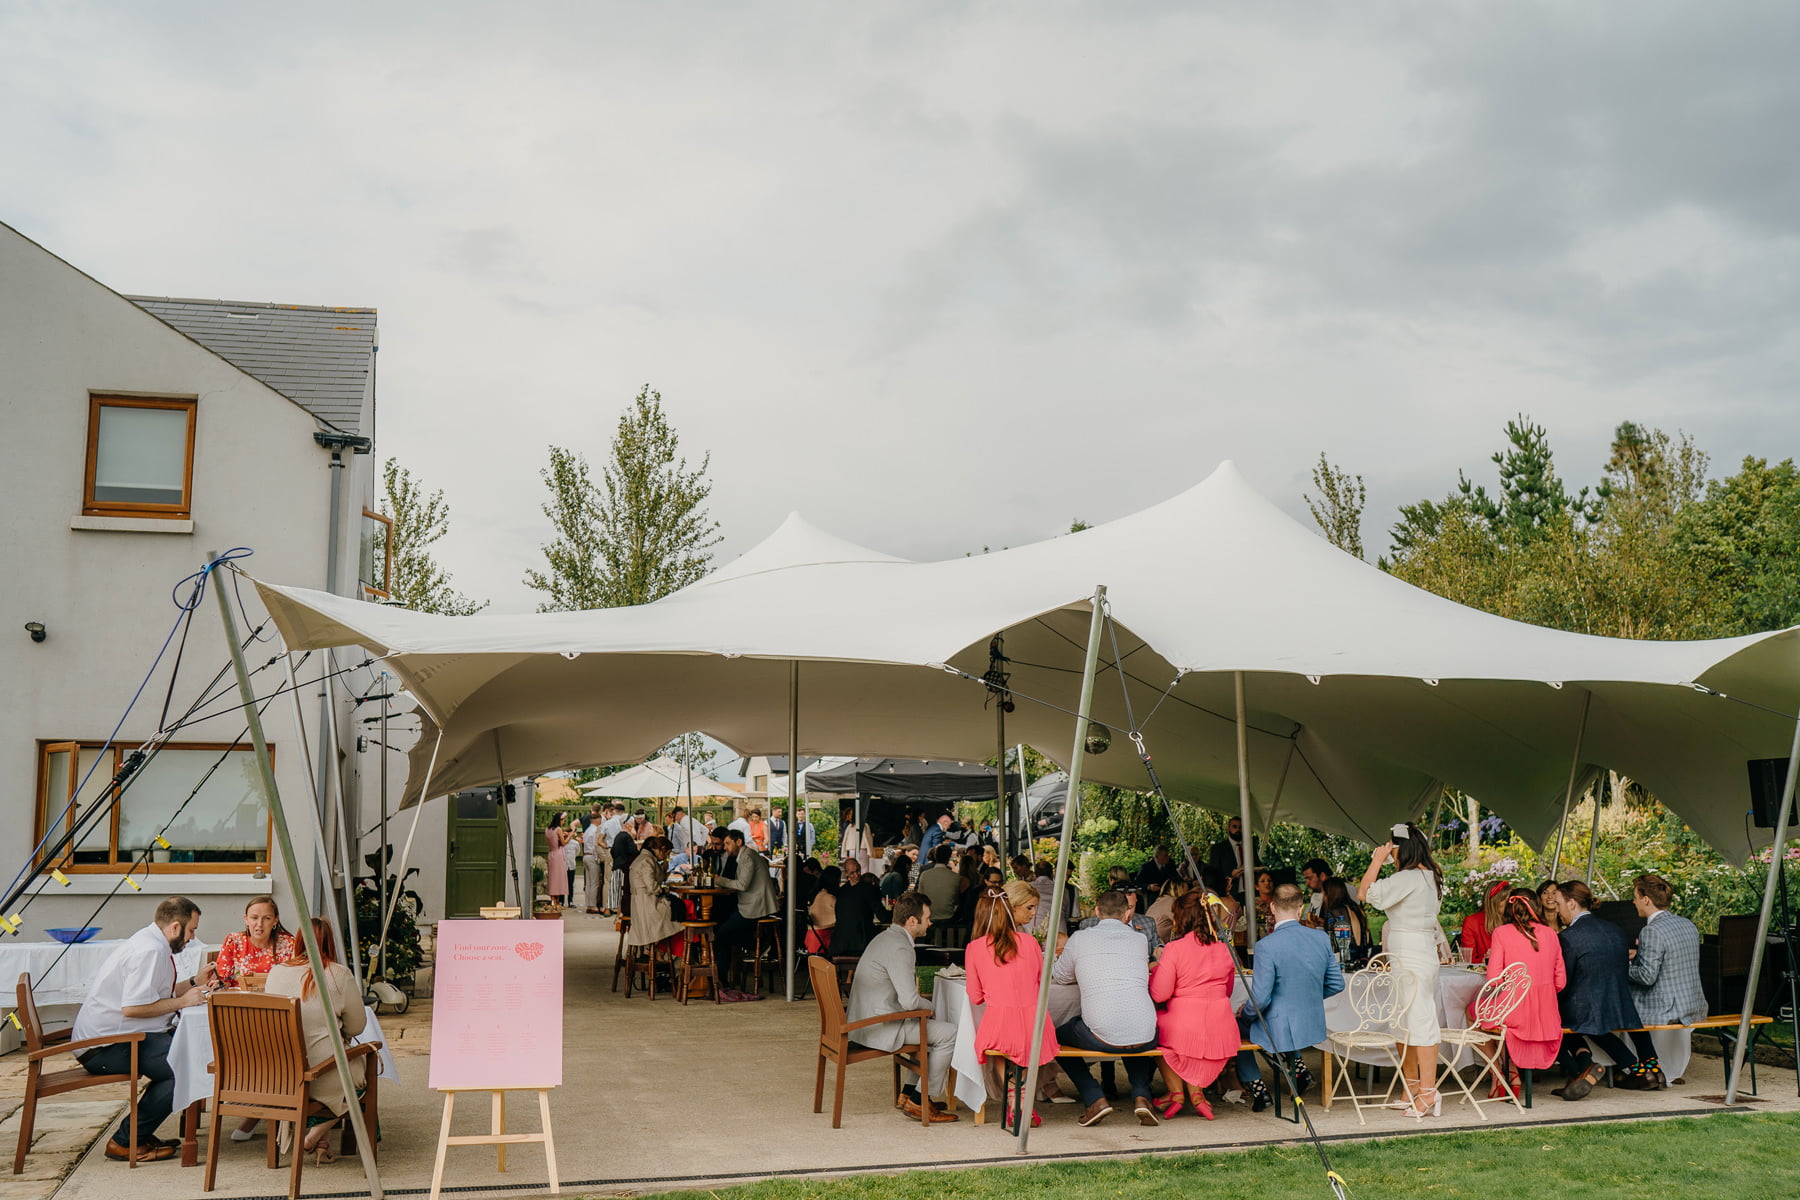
[1,939,210,1008]
[170,1004,397,1112]
[1319,965,1486,1069]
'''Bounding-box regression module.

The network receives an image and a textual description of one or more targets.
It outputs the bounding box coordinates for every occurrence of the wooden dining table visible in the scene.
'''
[669,886,729,921]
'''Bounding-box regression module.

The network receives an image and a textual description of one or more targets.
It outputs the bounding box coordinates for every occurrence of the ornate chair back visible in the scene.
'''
[1346,952,1414,1031]
[1471,960,1532,1029]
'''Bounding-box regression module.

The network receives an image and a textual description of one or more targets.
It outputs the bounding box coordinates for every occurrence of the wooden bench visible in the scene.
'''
[1533,1014,1778,1106]
[979,1042,1291,1130]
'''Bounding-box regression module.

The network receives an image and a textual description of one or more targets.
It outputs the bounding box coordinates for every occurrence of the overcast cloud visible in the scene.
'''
[5,1,1796,610]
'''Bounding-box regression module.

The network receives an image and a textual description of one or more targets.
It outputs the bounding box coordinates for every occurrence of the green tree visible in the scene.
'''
[379,458,486,615]
[1674,456,1800,635]
[1303,451,1367,559]
[525,386,721,611]
[658,732,719,776]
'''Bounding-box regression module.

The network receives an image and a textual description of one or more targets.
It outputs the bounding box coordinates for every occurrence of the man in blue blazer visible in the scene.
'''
[1235,884,1345,1110]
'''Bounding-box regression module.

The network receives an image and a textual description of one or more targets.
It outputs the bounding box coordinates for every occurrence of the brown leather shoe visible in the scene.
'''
[1134,1097,1160,1126]
[1560,1065,1602,1101]
[1078,1098,1114,1127]
[104,1140,175,1163]
[898,1096,958,1123]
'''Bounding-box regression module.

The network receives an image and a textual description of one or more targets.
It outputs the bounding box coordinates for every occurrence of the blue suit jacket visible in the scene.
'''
[1243,920,1345,1053]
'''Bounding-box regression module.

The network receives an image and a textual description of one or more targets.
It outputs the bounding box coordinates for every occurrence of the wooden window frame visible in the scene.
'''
[34,739,274,875]
[361,508,394,599]
[82,394,198,519]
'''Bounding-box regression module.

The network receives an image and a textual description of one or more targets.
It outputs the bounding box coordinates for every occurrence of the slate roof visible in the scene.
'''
[125,296,376,434]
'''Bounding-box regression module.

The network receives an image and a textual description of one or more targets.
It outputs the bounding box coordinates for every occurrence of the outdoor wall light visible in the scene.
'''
[24,622,46,643]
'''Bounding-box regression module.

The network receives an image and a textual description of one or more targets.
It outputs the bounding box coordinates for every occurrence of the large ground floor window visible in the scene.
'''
[34,740,273,873]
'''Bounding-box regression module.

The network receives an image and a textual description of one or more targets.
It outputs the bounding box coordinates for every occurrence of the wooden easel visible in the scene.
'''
[429,1087,559,1199]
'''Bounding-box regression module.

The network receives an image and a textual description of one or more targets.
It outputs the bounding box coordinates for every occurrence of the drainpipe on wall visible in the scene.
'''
[313,432,371,912]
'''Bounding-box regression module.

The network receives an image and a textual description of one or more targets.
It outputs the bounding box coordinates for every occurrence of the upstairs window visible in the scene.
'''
[361,508,393,599]
[83,395,196,518]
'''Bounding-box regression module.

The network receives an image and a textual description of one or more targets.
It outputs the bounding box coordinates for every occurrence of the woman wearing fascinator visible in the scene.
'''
[1358,821,1446,1117]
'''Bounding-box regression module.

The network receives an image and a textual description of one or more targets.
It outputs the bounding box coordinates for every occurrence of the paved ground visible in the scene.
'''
[10,914,1795,1199]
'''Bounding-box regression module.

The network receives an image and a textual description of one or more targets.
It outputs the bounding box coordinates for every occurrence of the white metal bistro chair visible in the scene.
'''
[1323,953,1417,1124]
[1435,961,1531,1118]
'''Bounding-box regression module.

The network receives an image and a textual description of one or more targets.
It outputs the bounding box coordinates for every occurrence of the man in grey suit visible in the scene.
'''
[716,830,781,987]
[844,892,958,1122]
[1626,873,1706,1089]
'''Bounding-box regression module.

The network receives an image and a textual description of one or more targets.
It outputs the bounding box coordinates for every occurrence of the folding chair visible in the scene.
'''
[1322,953,1416,1124]
[1436,961,1530,1119]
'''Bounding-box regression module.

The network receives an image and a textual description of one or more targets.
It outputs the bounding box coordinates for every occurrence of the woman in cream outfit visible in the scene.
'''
[1357,822,1446,1117]
[264,919,368,1162]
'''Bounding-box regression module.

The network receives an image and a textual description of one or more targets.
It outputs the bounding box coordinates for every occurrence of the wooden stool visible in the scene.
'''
[623,939,662,1000]
[610,917,632,992]
[678,923,719,1005]
[741,917,784,995]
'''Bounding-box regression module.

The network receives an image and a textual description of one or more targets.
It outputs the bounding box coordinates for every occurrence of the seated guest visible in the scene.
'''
[1199,867,1243,941]
[1145,878,1187,944]
[1135,846,1182,897]
[829,859,883,959]
[1317,877,1373,969]
[1536,879,1565,932]
[1151,891,1238,1119]
[214,894,297,986]
[1032,860,1081,936]
[844,893,958,1121]
[917,844,961,922]
[1485,887,1565,1096]
[967,882,1060,1128]
[1052,890,1161,1126]
[624,836,686,955]
[1551,880,1650,1098]
[715,830,780,982]
[73,896,214,1162]
[1625,872,1706,1088]
[954,852,985,930]
[795,857,824,912]
[807,866,842,954]
[1076,887,1162,960]
[1234,884,1344,1111]
[1010,854,1034,884]
[1459,880,1510,963]
[1301,858,1334,915]
[880,851,914,907]
[265,919,367,1163]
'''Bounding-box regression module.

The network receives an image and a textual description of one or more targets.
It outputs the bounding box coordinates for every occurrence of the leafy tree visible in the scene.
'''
[524,386,721,611]
[379,458,486,615]
[1674,456,1800,635]
[1303,452,1367,559]
[658,732,719,776]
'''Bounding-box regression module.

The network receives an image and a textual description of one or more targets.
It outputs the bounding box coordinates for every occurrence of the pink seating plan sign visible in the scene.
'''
[428,919,564,1090]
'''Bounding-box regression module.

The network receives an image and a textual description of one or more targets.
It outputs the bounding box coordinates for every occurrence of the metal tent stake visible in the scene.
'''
[210,558,381,1199]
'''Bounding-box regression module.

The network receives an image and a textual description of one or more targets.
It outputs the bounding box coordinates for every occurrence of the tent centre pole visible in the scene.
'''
[1016,585,1107,1155]
[996,689,1009,865]
[209,557,383,1199]
[1235,671,1257,957]
[1548,690,1592,882]
[319,662,364,985]
[1725,712,1800,1103]
[1583,772,1607,884]
[377,673,390,980]
[785,661,800,1002]
[374,728,444,980]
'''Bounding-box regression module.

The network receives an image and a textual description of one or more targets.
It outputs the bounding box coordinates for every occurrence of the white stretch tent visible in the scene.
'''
[254,462,1800,856]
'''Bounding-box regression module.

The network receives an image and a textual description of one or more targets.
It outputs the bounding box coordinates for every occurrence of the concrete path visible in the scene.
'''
[19,914,1796,1199]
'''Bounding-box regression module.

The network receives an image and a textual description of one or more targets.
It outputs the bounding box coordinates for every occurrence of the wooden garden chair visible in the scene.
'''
[807,955,930,1128]
[12,973,145,1172]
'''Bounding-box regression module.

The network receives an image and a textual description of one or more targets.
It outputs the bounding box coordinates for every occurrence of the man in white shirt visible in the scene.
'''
[73,896,215,1162]
[581,807,605,913]
[1052,890,1161,1126]
[667,806,707,859]
[600,804,627,912]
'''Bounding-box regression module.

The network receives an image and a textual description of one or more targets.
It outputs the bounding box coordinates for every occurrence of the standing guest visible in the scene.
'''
[919,812,955,861]
[264,919,366,1163]
[839,806,870,873]
[1135,846,1182,897]
[1317,877,1373,969]
[880,851,914,908]
[954,852,985,931]
[582,808,605,913]
[73,896,214,1162]
[544,813,570,908]
[214,894,298,1142]
[1010,854,1034,884]
[1151,891,1238,1119]
[1484,888,1566,1096]
[1625,873,1706,1088]
[667,805,707,859]
[769,806,788,856]
[611,816,644,916]
[1459,881,1510,963]
[1357,822,1445,1117]
[807,866,841,953]
[828,859,883,958]
[1536,879,1565,932]
[917,845,961,923]
[967,882,1060,1128]
[600,804,627,914]
[715,830,780,983]
[1207,816,1256,900]
[1550,880,1649,1099]
[845,893,959,1122]
[1234,884,1345,1111]
[791,808,817,857]
[1052,890,1162,1126]
[1301,859,1334,915]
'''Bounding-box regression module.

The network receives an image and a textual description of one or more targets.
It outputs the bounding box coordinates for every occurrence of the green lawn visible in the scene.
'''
[639,1112,1800,1200]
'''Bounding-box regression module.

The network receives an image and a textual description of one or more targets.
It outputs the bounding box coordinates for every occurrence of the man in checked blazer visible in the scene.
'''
[1626,873,1707,1088]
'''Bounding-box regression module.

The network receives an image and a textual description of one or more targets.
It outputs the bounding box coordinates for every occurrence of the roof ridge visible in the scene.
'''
[122,294,376,314]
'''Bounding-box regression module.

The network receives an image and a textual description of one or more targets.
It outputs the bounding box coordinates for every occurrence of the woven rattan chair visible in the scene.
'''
[1322,953,1417,1124]
[1436,961,1531,1118]
[202,991,380,1200]
[12,973,145,1173]
[807,955,930,1129]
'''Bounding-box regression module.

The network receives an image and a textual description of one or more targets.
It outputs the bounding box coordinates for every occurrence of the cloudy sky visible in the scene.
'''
[6,1,1797,611]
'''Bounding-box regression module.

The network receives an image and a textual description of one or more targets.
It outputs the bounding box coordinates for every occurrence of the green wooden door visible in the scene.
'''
[445,788,508,917]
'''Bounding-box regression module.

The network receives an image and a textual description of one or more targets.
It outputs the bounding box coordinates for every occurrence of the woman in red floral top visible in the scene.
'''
[215,895,299,1139]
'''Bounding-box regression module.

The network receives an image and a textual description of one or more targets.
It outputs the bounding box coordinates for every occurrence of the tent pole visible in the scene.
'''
[209,559,383,1200]
[1725,715,1800,1103]
[1549,690,1592,882]
[785,662,800,1002]
[493,731,525,914]
[1016,585,1107,1155]
[319,663,364,986]
[1582,772,1607,883]
[1015,742,1029,863]
[1235,672,1257,956]
[377,673,389,980]
[996,694,1009,865]
[284,653,351,974]
[374,728,443,980]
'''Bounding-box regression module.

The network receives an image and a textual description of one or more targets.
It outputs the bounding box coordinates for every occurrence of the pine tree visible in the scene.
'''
[379,458,486,615]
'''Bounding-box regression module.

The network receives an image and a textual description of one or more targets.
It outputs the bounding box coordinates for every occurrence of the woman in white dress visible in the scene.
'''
[1357,821,1445,1117]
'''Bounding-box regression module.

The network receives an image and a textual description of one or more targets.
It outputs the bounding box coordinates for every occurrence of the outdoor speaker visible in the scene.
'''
[1747,758,1800,828]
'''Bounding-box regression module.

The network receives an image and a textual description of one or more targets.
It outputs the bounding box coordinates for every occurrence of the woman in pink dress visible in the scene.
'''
[1484,886,1566,1094]
[545,813,570,906]
[966,880,1061,1128]
[1150,890,1240,1119]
